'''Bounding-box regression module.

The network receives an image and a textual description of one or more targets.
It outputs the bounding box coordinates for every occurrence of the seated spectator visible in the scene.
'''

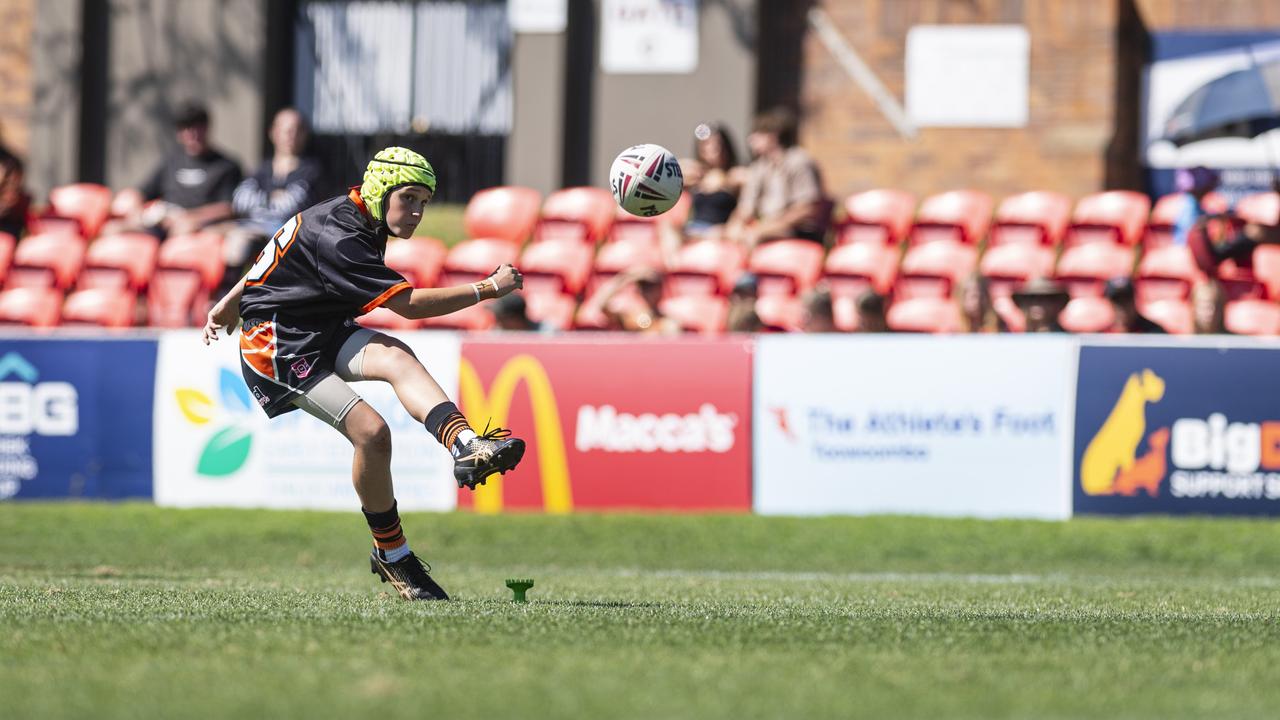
[854,290,888,333]
[724,106,829,249]
[583,266,681,335]
[661,123,746,261]
[0,130,28,239]
[955,272,1005,333]
[1192,279,1228,335]
[1104,277,1165,334]
[488,292,548,332]
[726,272,763,332]
[1012,278,1069,333]
[111,102,243,238]
[225,108,324,276]
[1187,191,1280,273]
[1171,166,1220,246]
[799,286,837,333]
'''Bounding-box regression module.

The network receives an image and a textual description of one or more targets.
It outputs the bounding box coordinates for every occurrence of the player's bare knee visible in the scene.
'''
[344,410,392,455]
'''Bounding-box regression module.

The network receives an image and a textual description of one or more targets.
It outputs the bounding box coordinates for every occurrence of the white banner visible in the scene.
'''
[754,336,1077,519]
[906,25,1029,128]
[600,0,698,74]
[154,330,461,511]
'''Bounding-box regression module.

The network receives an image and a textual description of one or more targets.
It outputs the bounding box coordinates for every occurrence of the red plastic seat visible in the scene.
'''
[1236,192,1280,226]
[80,232,159,291]
[1140,298,1193,335]
[520,240,594,298]
[464,186,542,245]
[667,239,745,297]
[0,287,61,327]
[980,243,1056,301]
[896,241,978,300]
[608,191,691,248]
[1059,296,1115,333]
[836,189,916,246]
[146,232,223,327]
[34,183,113,239]
[421,302,495,331]
[989,191,1073,248]
[1215,259,1266,301]
[823,242,898,297]
[524,292,577,331]
[658,294,728,335]
[907,190,993,246]
[1064,191,1150,248]
[886,297,962,333]
[440,238,521,286]
[156,232,224,289]
[534,187,616,245]
[583,241,665,307]
[61,287,136,328]
[384,237,445,288]
[1144,191,1228,248]
[748,239,825,298]
[357,306,421,330]
[1055,242,1134,297]
[1225,298,1280,336]
[832,295,860,331]
[1252,245,1280,300]
[6,232,85,290]
[0,232,14,286]
[753,294,804,332]
[1134,245,1204,304]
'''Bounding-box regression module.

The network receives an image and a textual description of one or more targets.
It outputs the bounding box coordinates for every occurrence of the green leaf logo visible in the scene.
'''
[197,425,253,477]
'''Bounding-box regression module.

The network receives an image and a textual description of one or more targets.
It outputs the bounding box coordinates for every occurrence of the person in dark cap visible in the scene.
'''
[489,292,543,332]
[726,272,763,332]
[1104,277,1166,334]
[1012,278,1070,333]
[853,289,888,333]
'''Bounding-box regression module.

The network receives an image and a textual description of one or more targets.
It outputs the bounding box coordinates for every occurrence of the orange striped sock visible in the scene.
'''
[425,402,475,456]
[362,501,410,562]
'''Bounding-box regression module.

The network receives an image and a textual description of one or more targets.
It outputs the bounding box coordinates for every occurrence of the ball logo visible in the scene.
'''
[575,404,736,453]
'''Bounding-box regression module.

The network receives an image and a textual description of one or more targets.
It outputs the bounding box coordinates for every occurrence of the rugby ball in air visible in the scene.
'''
[609,143,683,217]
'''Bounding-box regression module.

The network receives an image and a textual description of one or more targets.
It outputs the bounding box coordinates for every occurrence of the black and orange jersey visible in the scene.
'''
[239,188,411,322]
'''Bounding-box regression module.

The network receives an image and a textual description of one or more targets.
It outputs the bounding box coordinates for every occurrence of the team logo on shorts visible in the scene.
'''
[251,385,270,407]
[291,357,314,379]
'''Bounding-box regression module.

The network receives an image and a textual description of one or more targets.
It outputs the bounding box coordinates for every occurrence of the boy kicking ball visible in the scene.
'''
[202,147,526,600]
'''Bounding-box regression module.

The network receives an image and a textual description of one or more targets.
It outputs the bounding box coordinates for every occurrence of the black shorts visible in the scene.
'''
[238,315,367,418]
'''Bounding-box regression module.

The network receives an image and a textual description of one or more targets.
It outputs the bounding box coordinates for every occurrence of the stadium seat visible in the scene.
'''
[520,240,594,298]
[895,240,978,300]
[156,232,224,289]
[534,187,616,245]
[1055,242,1134,297]
[658,294,728,335]
[421,302,495,331]
[61,287,136,328]
[907,190,993,246]
[0,286,61,327]
[748,239,825,298]
[1253,245,1280,300]
[439,238,521,286]
[464,186,542,245]
[524,292,578,331]
[582,241,665,309]
[1144,191,1228,248]
[1064,191,1150,247]
[667,238,745,297]
[980,243,1056,300]
[147,232,223,327]
[0,232,14,286]
[1134,245,1203,305]
[6,232,85,290]
[607,191,691,248]
[885,297,962,333]
[835,189,916,246]
[1215,259,1266,302]
[753,294,804,332]
[1236,192,1280,226]
[1058,296,1115,333]
[1140,298,1193,335]
[1225,298,1280,336]
[988,191,1073,248]
[384,236,446,288]
[35,183,113,239]
[79,232,159,291]
[823,242,898,297]
[357,306,421,330]
[832,295,860,331]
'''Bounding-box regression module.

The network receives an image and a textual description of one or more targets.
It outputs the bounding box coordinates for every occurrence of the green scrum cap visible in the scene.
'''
[360,146,437,222]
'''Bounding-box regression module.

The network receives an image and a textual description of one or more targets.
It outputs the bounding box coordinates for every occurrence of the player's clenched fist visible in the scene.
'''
[486,264,524,298]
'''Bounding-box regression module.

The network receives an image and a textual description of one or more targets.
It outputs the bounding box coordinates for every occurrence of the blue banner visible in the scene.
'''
[0,339,156,499]
[1075,343,1280,516]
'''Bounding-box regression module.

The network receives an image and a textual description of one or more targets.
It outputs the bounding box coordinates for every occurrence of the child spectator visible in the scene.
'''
[799,286,837,333]
[583,266,681,335]
[724,106,829,249]
[853,290,889,333]
[725,272,763,332]
[1192,279,1228,335]
[955,273,1005,333]
[1104,277,1165,334]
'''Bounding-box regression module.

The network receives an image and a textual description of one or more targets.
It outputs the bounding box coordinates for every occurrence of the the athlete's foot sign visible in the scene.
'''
[454,425,526,489]
[202,296,240,345]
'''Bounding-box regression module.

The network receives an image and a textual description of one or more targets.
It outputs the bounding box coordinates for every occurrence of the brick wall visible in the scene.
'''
[0,0,34,157]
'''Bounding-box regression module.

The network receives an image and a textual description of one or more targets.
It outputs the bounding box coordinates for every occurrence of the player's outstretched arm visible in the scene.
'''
[385,264,523,320]
[202,275,246,345]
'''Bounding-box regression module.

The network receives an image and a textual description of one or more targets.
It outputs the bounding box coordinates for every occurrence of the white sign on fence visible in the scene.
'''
[600,0,699,74]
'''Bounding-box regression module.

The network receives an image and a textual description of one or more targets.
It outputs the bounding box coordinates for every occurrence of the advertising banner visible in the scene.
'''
[754,336,1076,519]
[154,330,460,511]
[457,336,752,512]
[1075,341,1280,516]
[0,338,156,500]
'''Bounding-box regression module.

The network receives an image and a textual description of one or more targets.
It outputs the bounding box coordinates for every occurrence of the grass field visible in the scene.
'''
[4,504,1280,719]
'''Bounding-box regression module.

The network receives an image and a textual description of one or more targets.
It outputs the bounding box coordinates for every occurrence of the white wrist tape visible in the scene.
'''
[472,283,483,302]
[488,277,500,295]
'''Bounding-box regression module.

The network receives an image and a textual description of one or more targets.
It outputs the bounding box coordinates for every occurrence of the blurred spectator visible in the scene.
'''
[726,272,763,332]
[799,286,837,333]
[724,106,829,249]
[1171,166,1220,247]
[662,123,745,260]
[955,273,1005,333]
[584,266,681,335]
[1192,279,1228,335]
[1104,277,1165,334]
[854,290,888,333]
[224,108,324,273]
[1187,192,1280,273]
[1012,278,1069,333]
[488,292,547,332]
[0,137,29,238]
[111,102,243,238]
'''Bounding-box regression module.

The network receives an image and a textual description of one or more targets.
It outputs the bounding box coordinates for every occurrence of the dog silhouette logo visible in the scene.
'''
[1081,369,1169,497]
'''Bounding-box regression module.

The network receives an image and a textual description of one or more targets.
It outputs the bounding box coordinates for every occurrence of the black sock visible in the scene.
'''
[425,401,472,452]
[362,501,410,561]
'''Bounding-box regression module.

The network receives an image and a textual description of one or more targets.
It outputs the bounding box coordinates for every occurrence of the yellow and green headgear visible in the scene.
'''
[360,147,437,222]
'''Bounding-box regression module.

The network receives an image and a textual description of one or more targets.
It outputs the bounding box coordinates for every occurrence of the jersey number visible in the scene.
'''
[245,215,301,285]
